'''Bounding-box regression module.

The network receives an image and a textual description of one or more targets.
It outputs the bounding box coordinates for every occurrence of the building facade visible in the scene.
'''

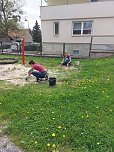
[40,0,114,58]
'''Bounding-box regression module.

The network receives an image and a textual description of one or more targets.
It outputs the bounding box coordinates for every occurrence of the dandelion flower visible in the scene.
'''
[86,115,89,118]
[58,126,61,129]
[47,143,50,147]
[52,133,56,137]
[97,142,100,145]
[52,144,56,148]
[63,135,65,138]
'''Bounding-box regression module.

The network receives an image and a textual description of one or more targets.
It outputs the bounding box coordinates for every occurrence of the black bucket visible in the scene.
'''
[49,77,56,86]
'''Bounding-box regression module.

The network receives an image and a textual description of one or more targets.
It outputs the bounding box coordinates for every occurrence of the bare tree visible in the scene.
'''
[0,0,25,36]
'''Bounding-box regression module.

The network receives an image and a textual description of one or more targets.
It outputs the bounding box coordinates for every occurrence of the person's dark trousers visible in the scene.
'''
[32,71,47,80]
[62,58,70,65]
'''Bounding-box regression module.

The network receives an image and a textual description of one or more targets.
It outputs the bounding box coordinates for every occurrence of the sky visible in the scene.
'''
[21,0,47,29]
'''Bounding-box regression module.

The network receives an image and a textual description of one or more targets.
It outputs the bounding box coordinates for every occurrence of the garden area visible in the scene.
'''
[0,54,114,152]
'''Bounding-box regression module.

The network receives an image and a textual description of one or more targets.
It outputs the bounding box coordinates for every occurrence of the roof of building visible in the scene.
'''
[8,29,33,43]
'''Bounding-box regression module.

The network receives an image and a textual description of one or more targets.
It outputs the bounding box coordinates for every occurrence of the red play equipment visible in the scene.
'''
[22,36,25,65]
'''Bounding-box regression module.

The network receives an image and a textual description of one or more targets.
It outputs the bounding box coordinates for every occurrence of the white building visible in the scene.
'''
[40,0,114,58]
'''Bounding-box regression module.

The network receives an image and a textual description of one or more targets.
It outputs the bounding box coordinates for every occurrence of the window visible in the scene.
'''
[72,21,92,35]
[53,22,59,36]
[73,50,79,55]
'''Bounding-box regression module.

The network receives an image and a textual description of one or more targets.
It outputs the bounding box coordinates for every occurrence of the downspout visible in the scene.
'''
[89,36,93,58]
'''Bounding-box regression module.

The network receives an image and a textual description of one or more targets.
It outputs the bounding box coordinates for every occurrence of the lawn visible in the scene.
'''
[0,54,114,152]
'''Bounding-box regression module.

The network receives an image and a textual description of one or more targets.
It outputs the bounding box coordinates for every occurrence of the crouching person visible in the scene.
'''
[61,51,72,66]
[28,60,48,82]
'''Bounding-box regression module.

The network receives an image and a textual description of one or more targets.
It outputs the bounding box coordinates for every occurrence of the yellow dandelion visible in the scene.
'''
[63,135,65,138]
[97,142,100,145]
[58,126,61,129]
[47,143,50,147]
[52,133,56,137]
[52,144,56,148]
[86,115,89,118]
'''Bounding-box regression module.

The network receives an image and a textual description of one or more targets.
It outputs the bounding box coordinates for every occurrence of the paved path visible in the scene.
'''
[0,126,23,152]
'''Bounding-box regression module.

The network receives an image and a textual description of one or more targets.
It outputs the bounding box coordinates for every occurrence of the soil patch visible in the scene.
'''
[0,64,35,86]
[0,64,61,86]
[0,126,23,152]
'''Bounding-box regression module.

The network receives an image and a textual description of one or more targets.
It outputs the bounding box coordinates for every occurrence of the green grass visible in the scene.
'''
[0,54,114,152]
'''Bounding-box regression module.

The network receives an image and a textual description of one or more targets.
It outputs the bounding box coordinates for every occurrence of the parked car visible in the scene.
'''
[11,42,19,52]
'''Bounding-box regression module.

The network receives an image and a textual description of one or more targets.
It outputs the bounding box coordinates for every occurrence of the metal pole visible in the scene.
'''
[1,42,3,53]
[63,43,65,55]
[22,36,25,65]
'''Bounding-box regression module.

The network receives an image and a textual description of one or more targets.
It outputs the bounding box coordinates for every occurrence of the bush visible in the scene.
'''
[24,43,41,51]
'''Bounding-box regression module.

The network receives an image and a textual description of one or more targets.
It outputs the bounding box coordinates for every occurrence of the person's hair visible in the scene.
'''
[64,51,68,55]
[29,60,35,65]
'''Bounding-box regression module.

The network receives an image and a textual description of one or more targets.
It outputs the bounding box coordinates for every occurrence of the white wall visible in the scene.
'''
[47,0,112,5]
[41,1,114,43]
[41,20,91,43]
[41,1,114,20]
[40,1,114,56]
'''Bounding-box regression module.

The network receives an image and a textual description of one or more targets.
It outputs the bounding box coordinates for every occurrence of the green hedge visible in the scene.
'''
[24,43,41,51]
